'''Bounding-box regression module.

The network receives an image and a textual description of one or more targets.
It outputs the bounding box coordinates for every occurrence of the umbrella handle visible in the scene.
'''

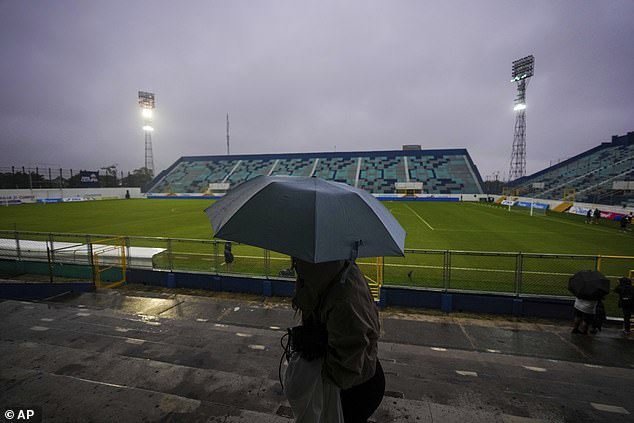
[350,240,362,261]
[338,240,363,284]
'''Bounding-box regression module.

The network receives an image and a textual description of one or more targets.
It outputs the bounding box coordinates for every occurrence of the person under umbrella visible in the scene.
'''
[568,270,610,335]
[205,176,406,422]
[292,258,384,423]
[572,297,598,335]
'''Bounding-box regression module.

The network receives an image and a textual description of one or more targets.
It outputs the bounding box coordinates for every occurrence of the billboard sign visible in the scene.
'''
[80,171,100,187]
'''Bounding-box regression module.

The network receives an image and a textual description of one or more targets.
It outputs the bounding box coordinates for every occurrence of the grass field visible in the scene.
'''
[1,199,632,254]
[1,199,633,314]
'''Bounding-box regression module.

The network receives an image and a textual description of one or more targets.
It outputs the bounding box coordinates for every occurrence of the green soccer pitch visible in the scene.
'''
[1,199,633,315]
[0,199,630,255]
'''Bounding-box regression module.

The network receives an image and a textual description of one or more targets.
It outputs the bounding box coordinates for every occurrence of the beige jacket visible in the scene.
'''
[293,259,380,390]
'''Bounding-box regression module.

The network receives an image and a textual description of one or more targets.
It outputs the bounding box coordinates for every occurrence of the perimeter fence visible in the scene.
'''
[0,166,146,189]
[1,230,632,296]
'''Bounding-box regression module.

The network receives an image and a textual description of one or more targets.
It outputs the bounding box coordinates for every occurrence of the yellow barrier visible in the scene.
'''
[362,257,384,302]
[596,255,634,279]
[92,237,126,289]
[551,202,573,213]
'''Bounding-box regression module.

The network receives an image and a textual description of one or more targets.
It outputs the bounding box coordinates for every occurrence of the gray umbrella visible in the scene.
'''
[204,175,406,263]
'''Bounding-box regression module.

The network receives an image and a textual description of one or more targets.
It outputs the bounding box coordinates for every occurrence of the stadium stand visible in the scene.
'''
[145,149,484,195]
[508,132,634,206]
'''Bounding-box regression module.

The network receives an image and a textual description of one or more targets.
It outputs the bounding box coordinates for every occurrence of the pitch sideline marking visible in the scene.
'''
[404,204,434,231]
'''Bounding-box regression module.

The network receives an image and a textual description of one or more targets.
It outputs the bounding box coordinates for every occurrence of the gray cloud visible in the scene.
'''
[1,1,633,180]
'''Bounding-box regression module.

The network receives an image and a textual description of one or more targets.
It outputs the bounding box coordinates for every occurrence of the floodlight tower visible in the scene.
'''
[138,91,156,177]
[508,55,534,181]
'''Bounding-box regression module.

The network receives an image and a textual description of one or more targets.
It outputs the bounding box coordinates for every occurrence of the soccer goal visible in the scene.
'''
[502,199,549,216]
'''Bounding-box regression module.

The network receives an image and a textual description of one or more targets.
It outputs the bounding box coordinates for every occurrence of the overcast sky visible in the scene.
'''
[1,1,633,181]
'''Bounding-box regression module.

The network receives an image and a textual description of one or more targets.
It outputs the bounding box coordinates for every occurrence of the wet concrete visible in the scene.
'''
[1,287,633,422]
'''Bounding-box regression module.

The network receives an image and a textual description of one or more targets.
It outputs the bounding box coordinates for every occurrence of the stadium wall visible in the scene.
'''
[0,258,585,320]
[124,268,574,320]
[0,188,142,204]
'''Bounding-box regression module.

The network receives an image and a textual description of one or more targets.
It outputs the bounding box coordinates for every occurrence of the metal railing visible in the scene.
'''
[1,230,633,300]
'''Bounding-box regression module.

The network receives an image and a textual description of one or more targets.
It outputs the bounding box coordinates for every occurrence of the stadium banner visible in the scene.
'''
[568,206,626,221]
[37,198,63,203]
[0,194,36,205]
[568,206,589,216]
[381,196,458,202]
[601,211,626,220]
[36,196,97,204]
[515,201,549,210]
[62,197,92,202]
[501,200,515,206]
[80,171,100,187]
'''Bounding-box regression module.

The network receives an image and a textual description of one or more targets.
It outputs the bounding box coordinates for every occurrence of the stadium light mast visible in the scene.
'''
[138,91,156,177]
[508,55,534,181]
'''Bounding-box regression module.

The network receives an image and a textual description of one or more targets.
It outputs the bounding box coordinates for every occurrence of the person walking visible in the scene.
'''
[620,215,629,233]
[223,242,234,271]
[615,277,634,335]
[291,259,385,423]
[591,297,607,334]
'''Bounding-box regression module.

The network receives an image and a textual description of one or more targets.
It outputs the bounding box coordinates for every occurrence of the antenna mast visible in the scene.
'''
[226,113,230,155]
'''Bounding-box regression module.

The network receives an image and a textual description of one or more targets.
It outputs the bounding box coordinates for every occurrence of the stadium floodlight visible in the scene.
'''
[511,55,534,82]
[138,91,155,109]
[138,91,156,176]
[508,55,535,181]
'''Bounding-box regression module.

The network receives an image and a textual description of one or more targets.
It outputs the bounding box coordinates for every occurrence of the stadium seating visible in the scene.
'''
[146,149,485,195]
[508,132,634,205]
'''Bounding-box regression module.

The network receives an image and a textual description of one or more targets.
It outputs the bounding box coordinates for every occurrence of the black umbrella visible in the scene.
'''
[568,270,610,300]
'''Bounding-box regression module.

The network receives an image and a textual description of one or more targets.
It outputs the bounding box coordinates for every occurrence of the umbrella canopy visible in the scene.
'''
[568,270,610,300]
[204,175,406,263]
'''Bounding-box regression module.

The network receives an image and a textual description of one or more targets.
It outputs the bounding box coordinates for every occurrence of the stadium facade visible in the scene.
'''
[144,148,485,195]
[508,131,634,207]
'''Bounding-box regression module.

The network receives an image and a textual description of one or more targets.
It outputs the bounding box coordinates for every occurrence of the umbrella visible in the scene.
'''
[204,175,406,263]
[568,270,610,300]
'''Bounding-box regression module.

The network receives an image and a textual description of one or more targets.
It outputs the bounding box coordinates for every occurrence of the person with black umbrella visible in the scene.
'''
[568,270,610,335]
[572,297,598,334]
